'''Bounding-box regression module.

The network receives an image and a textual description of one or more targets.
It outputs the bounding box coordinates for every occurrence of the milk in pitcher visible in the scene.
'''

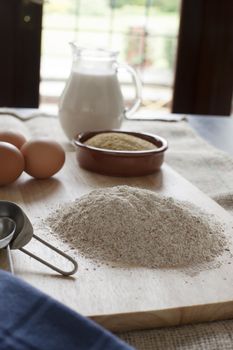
[58,46,141,140]
[59,68,125,140]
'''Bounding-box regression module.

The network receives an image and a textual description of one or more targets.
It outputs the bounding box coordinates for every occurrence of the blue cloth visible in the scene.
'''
[0,270,133,350]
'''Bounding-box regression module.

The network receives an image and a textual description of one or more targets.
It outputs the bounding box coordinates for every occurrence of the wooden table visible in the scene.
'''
[188,115,233,156]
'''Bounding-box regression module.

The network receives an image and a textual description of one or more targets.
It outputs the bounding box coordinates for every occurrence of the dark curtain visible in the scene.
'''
[172,0,233,116]
[0,0,42,107]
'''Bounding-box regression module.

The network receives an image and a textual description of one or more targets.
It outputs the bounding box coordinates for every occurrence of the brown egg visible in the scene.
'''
[0,142,25,186]
[21,139,65,179]
[0,131,27,149]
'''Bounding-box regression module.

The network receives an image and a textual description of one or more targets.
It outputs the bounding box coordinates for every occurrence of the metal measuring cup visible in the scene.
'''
[0,217,15,273]
[0,201,78,276]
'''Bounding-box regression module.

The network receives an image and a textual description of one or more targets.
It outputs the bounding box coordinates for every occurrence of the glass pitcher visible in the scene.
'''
[59,45,142,140]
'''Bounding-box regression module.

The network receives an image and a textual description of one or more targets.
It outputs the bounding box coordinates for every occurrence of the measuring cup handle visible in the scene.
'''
[118,64,142,118]
[20,234,78,276]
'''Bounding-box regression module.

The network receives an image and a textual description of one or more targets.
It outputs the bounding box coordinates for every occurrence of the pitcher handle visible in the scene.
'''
[117,64,142,119]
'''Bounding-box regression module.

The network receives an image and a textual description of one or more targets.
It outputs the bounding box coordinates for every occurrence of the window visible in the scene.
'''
[40,0,181,115]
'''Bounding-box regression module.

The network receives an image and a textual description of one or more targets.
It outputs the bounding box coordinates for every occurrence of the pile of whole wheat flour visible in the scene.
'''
[45,185,228,268]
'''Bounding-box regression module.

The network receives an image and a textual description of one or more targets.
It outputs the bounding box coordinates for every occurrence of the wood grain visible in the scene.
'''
[0,249,11,272]
[0,153,233,332]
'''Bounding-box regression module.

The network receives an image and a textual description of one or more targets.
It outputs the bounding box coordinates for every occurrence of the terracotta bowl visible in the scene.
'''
[73,130,168,177]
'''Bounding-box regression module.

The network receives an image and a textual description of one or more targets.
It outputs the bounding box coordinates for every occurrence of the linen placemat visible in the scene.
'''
[121,120,233,349]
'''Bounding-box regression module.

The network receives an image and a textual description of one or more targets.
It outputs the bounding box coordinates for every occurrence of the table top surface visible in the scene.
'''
[187,115,233,156]
[0,108,232,155]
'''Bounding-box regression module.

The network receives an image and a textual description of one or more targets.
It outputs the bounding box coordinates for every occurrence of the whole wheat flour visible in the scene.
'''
[85,132,156,151]
[45,185,228,268]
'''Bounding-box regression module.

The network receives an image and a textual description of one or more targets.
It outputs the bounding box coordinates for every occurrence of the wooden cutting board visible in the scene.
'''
[0,154,233,332]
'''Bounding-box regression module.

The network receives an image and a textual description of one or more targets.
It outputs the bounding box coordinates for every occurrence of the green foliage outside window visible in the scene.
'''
[109,0,179,13]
